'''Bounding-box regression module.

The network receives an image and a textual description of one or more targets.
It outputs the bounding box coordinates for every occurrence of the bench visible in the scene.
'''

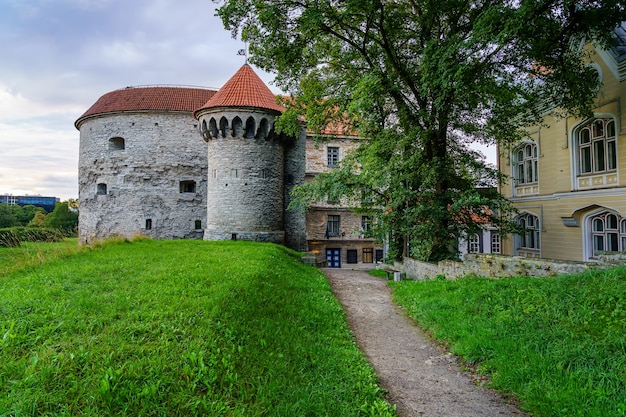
[380,267,403,281]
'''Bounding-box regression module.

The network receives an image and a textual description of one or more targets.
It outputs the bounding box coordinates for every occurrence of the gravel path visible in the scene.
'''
[323,268,528,417]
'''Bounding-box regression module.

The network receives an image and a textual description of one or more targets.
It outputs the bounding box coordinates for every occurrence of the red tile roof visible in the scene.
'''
[195,64,284,115]
[75,86,217,129]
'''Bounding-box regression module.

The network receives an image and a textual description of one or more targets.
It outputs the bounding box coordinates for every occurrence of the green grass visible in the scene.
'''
[390,270,626,417]
[0,239,395,416]
[0,238,80,276]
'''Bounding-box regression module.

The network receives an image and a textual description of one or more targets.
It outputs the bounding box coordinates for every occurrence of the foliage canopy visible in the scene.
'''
[217,0,625,260]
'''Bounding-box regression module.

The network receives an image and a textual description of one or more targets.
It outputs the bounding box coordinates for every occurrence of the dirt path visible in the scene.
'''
[323,268,528,417]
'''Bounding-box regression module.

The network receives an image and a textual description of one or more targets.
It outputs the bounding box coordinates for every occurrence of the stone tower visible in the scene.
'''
[194,64,306,248]
[75,87,215,244]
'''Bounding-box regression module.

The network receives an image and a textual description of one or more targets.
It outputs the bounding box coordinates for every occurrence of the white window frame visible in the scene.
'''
[584,210,626,260]
[491,233,501,254]
[327,146,340,167]
[468,234,480,253]
[513,141,538,185]
[515,212,541,257]
[575,118,617,176]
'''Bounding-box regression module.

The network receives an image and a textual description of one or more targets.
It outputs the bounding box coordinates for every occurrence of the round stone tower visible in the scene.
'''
[75,86,215,244]
[194,64,290,244]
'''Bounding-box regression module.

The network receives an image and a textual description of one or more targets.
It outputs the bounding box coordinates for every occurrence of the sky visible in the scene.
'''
[0,0,280,201]
[0,0,496,202]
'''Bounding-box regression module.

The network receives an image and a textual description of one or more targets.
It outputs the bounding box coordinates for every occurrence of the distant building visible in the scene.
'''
[1,194,60,213]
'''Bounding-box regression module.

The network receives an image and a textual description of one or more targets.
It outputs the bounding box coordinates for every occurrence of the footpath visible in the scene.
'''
[323,268,528,417]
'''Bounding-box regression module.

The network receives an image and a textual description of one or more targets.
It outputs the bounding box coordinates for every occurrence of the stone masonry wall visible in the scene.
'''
[305,136,360,174]
[284,126,308,251]
[396,254,602,280]
[201,108,285,243]
[78,112,207,244]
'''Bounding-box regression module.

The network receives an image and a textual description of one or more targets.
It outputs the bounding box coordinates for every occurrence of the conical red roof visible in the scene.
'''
[195,64,284,114]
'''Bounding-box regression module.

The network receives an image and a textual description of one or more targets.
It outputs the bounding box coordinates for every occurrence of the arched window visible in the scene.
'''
[491,233,501,254]
[468,234,480,253]
[201,120,210,141]
[231,116,243,137]
[96,183,107,195]
[109,137,125,151]
[245,117,256,138]
[588,211,626,257]
[516,213,540,257]
[257,118,270,139]
[576,118,616,175]
[513,142,538,185]
[219,117,229,138]
[209,118,219,138]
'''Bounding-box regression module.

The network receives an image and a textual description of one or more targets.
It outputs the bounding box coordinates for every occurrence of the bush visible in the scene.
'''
[0,229,21,247]
[0,227,64,246]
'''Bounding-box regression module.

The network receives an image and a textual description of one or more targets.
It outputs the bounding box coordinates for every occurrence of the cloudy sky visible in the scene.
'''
[0,0,279,201]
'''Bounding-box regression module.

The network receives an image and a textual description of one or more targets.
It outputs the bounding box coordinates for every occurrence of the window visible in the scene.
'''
[361,216,372,236]
[145,219,152,230]
[347,249,358,264]
[179,180,196,193]
[96,183,107,195]
[363,248,374,263]
[589,212,626,257]
[326,215,340,237]
[577,118,616,175]
[327,146,340,167]
[514,142,538,184]
[491,233,501,254]
[109,137,125,151]
[468,234,480,253]
[194,220,202,230]
[517,213,540,253]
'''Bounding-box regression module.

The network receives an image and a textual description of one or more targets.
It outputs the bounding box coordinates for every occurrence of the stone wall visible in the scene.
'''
[305,136,360,174]
[78,112,207,244]
[284,127,308,251]
[396,254,603,280]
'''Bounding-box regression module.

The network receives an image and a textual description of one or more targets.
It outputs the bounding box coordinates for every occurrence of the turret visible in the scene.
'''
[194,64,302,245]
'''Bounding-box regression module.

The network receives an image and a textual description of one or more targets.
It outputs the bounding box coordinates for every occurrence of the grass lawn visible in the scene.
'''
[390,270,626,417]
[0,239,395,416]
[0,238,81,276]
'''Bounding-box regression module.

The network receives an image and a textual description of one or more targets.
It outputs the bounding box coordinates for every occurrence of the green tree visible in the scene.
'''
[28,211,47,227]
[44,202,78,234]
[218,0,625,261]
[18,205,46,226]
[0,203,19,228]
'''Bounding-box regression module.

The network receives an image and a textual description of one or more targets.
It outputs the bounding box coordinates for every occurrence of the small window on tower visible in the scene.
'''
[180,180,196,193]
[96,183,107,195]
[194,220,202,230]
[109,137,125,151]
[145,219,152,230]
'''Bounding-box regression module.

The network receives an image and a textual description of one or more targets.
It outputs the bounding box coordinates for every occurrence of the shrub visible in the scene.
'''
[0,229,21,247]
[0,227,64,246]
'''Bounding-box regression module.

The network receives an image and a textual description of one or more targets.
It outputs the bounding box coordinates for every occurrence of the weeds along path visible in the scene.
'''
[323,269,528,417]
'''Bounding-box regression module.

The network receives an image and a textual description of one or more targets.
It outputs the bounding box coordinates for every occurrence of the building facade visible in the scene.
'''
[75,65,382,266]
[1,194,60,213]
[498,24,626,262]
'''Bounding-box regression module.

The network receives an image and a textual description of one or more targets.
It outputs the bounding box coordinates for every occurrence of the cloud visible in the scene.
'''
[0,0,279,200]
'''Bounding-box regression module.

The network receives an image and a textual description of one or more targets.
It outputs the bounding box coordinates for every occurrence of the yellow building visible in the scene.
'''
[498,23,626,262]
